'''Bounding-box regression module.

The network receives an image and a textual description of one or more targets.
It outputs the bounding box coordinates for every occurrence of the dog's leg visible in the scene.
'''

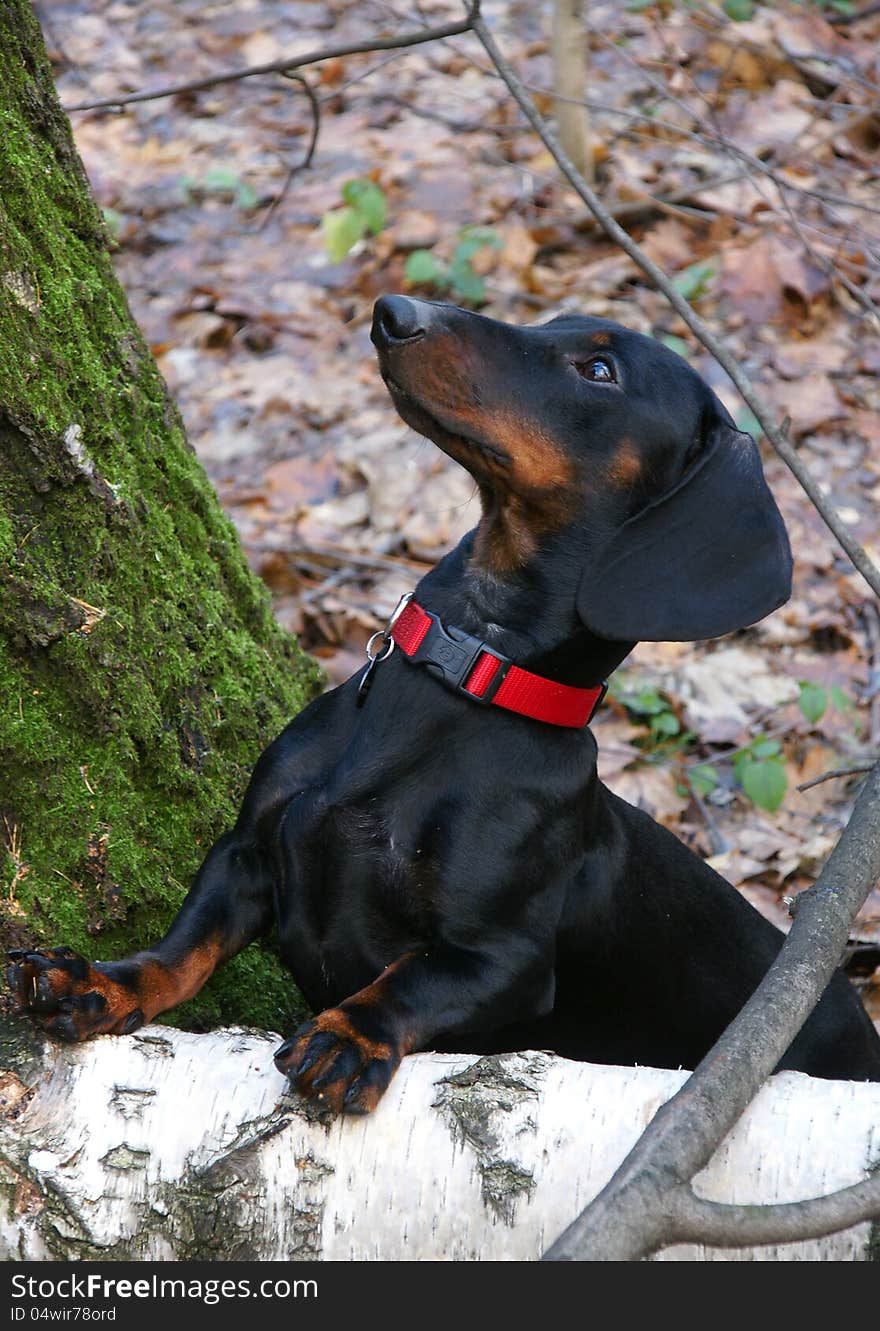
[7,831,271,1040]
[275,944,552,1114]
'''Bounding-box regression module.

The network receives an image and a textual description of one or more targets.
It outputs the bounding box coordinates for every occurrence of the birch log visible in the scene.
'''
[0,1021,878,1262]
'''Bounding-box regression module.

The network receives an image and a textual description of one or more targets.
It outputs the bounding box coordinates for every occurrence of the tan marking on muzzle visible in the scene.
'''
[606,438,642,487]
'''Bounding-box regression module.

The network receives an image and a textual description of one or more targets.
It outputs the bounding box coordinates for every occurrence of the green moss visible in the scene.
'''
[0,514,13,560]
[0,2,321,1030]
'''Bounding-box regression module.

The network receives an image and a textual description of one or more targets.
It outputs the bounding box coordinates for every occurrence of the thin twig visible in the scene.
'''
[862,602,880,748]
[584,16,880,263]
[797,761,877,793]
[692,1,878,96]
[254,73,320,234]
[541,82,880,219]
[776,179,880,322]
[683,773,729,856]
[242,538,430,576]
[62,9,482,113]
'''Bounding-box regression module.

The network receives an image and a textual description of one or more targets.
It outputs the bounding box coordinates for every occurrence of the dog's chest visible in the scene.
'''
[327,801,435,910]
[273,789,437,1001]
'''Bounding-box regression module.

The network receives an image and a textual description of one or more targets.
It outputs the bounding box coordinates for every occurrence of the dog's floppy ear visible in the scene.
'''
[577,412,792,642]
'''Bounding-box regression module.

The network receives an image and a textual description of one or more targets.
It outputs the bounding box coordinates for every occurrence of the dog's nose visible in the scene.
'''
[372,295,429,347]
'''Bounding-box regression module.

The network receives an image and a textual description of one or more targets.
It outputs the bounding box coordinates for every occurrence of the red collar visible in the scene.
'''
[389,597,605,729]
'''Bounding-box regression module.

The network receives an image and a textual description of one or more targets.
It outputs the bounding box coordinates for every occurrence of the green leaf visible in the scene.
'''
[102,208,123,241]
[750,736,782,760]
[739,757,787,812]
[322,207,366,262]
[341,179,387,235]
[404,249,446,286]
[672,259,716,301]
[624,687,669,717]
[798,681,827,725]
[453,226,501,262]
[723,0,756,19]
[734,406,762,440]
[689,764,720,797]
[650,712,681,739]
[234,181,260,212]
[201,168,242,194]
[464,226,502,243]
[448,259,486,305]
[830,685,853,713]
[659,334,690,358]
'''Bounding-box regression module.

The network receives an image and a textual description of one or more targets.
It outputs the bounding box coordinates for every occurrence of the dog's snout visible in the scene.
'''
[372,295,429,348]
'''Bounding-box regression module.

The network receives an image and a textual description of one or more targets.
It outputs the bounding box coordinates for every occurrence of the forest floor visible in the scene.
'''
[43,0,880,1018]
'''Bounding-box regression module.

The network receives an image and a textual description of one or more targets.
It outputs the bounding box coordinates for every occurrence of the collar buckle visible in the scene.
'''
[409,613,511,703]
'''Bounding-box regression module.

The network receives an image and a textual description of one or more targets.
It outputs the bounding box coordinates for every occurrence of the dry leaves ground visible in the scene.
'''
[44,0,880,1017]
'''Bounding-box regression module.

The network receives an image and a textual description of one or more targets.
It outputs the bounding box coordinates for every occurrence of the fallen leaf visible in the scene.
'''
[672,646,799,742]
[773,372,846,438]
[721,233,829,324]
[264,454,339,508]
[604,765,689,827]
[772,339,847,379]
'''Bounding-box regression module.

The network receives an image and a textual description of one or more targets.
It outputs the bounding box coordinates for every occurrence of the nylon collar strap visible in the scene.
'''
[390,599,605,729]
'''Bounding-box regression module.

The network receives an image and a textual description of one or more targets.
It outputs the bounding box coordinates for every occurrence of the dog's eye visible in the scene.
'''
[575,357,617,384]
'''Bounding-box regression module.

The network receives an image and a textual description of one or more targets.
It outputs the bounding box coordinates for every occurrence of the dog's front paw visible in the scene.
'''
[6,948,145,1041]
[274,1006,403,1115]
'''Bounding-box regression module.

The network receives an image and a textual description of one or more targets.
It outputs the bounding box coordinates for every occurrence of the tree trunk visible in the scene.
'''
[0,2,321,1030]
[551,1,593,182]
[1,1021,878,1261]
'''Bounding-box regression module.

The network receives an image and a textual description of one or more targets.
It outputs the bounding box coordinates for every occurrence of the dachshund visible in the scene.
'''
[9,296,880,1112]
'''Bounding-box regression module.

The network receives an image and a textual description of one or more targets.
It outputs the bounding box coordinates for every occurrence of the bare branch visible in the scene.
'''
[666,1175,880,1249]
[62,10,482,113]
[253,73,320,234]
[241,538,428,576]
[863,602,880,748]
[492,72,880,219]
[469,10,880,601]
[797,760,877,792]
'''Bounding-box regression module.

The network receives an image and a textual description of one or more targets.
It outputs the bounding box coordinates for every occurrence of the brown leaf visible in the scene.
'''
[672,646,799,743]
[603,766,688,828]
[640,219,695,273]
[773,371,845,438]
[498,221,539,273]
[772,339,847,379]
[721,234,829,323]
[264,454,339,508]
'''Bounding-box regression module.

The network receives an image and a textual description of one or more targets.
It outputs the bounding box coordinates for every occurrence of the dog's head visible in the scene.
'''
[371,296,791,643]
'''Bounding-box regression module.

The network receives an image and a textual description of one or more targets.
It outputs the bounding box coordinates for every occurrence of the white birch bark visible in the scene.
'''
[0,1024,878,1261]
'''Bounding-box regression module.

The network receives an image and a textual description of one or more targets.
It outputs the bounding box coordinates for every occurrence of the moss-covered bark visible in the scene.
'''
[0,3,321,1030]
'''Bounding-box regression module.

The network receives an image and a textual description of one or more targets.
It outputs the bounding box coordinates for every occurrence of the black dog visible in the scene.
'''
[9,297,880,1111]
